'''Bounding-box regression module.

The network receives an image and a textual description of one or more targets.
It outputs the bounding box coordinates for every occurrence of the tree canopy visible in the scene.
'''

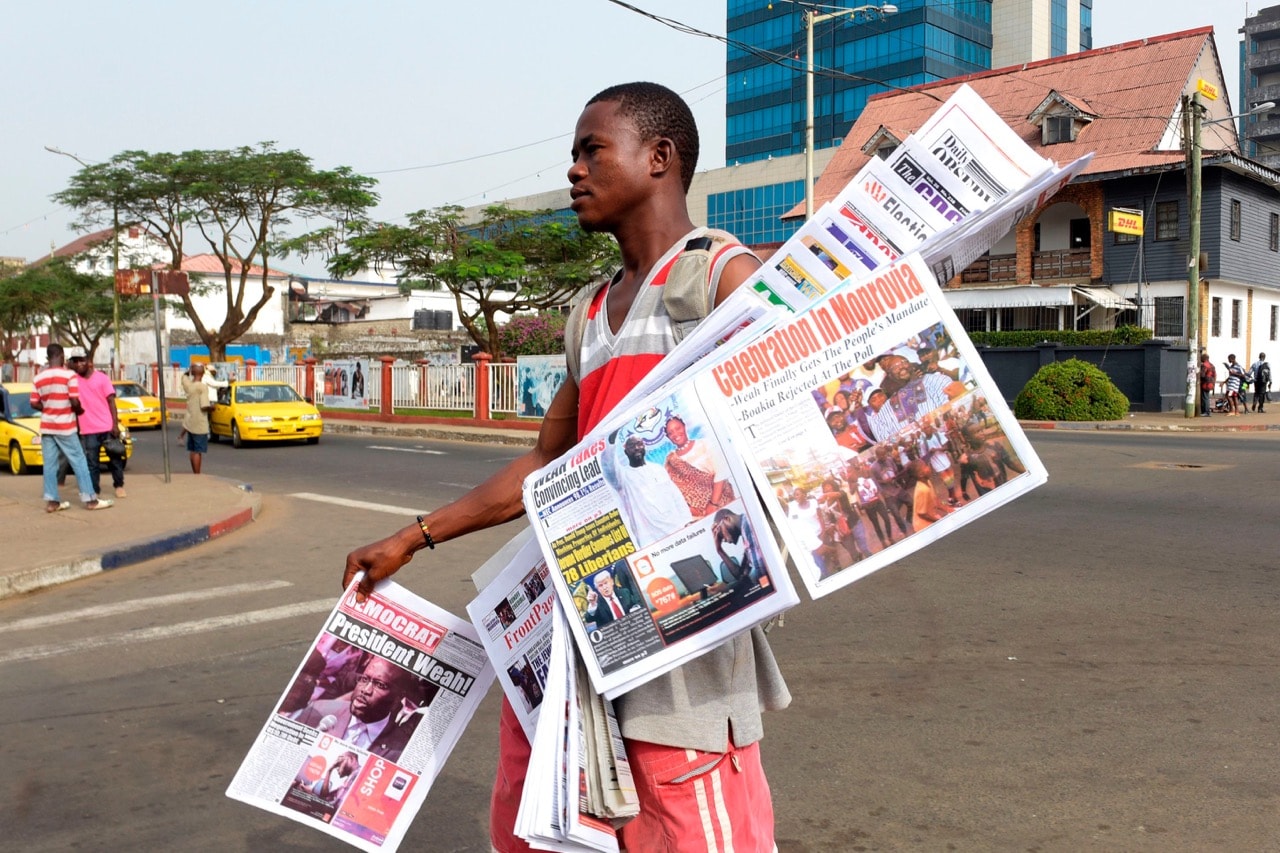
[0,257,150,362]
[325,205,619,356]
[54,143,378,360]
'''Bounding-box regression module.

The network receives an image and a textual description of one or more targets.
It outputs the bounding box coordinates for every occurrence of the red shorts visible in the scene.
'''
[490,699,776,853]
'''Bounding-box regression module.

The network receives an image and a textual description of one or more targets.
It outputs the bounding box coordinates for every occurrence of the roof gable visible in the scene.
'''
[802,28,1226,216]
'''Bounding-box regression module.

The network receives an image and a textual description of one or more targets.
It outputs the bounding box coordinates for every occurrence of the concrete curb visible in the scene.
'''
[1020,419,1280,432]
[323,420,539,447]
[0,483,262,601]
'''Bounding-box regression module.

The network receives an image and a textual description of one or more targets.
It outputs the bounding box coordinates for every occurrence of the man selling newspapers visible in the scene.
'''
[344,82,787,852]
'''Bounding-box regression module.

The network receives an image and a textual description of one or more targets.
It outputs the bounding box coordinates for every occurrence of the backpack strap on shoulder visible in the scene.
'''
[663,228,752,343]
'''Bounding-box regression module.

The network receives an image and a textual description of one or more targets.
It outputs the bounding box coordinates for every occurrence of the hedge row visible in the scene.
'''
[968,325,1153,348]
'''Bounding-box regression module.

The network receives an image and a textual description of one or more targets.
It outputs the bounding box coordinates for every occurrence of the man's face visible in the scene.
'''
[623,436,646,464]
[869,391,888,411]
[881,355,913,381]
[594,573,615,598]
[351,659,403,722]
[70,358,89,377]
[568,100,655,233]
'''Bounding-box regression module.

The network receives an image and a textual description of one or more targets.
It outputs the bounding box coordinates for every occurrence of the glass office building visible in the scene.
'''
[725,0,1092,165]
[727,0,994,164]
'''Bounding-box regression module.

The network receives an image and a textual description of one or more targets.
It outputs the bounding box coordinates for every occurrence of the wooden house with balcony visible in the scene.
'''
[800,27,1280,367]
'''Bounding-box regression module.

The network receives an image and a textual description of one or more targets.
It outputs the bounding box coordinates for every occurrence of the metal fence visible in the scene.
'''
[490,362,519,415]
[12,359,523,418]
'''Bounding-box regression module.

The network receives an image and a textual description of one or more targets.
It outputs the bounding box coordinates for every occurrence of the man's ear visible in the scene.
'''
[649,137,678,180]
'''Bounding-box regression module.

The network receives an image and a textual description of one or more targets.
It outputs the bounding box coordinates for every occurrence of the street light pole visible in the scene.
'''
[804,3,897,221]
[45,145,122,375]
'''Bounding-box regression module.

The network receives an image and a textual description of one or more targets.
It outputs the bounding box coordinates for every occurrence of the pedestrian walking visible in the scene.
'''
[1224,354,1246,416]
[1249,353,1270,413]
[29,344,112,512]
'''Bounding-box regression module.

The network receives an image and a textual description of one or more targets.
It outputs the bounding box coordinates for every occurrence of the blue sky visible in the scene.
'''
[0,0,1250,272]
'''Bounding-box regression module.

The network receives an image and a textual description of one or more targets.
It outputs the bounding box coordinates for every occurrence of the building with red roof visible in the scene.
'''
[798,27,1280,367]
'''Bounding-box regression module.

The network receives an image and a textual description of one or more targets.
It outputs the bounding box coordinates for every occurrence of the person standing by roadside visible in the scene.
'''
[181,362,215,473]
[1199,351,1216,417]
[1249,353,1270,413]
[69,351,126,498]
[29,344,112,512]
[343,83,784,852]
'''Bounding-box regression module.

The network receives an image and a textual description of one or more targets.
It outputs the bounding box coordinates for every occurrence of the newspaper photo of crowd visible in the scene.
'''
[776,321,1027,579]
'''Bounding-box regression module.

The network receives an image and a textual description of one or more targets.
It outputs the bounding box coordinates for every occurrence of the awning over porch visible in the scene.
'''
[941,286,1075,309]
[1072,287,1135,311]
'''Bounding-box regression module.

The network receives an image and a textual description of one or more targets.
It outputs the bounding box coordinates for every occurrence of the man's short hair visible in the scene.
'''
[47,343,64,361]
[587,82,699,192]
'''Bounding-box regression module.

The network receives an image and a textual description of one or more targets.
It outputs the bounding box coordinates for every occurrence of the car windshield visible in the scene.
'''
[114,383,149,397]
[5,391,38,419]
[235,384,303,404]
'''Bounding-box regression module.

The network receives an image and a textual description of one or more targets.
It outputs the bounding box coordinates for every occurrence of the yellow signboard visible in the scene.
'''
[1108,208,1144,236]
[1197,79,1220,101]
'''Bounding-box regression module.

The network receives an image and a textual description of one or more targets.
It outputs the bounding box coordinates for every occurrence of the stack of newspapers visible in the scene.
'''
[227,84,1094,853]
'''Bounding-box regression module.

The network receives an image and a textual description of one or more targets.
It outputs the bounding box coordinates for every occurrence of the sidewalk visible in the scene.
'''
[0,472,261,600]
[3,405,1275,601]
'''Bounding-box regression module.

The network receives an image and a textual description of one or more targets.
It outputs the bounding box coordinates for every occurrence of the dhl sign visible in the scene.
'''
[1108,208,1144,236]
[1197,79,1219,101]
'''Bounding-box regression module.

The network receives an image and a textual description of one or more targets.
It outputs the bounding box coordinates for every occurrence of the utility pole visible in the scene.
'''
[1184,92,1201,419]
[804,4,898,220]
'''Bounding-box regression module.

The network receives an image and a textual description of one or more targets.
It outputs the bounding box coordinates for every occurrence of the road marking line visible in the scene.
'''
[0,599,335,665]
[367,445,446,455]
[0,580,294,634]
[289,492,423,516]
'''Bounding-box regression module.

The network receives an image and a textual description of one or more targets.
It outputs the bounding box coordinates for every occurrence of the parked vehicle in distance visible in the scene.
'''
[209,380,323,448]
[1,382,134,475]
[112,381,164,429]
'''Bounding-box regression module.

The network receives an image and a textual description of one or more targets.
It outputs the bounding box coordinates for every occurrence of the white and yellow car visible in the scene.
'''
[112,380,165,430]
[209,380,323,448]
[2,382,134,475]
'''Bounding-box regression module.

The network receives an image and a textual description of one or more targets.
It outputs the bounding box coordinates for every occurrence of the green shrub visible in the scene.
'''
[1014,358,1130,421]
[970,325,1152,348]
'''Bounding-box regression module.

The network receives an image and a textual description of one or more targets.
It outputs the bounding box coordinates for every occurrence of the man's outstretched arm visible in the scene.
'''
[342,374,581,600]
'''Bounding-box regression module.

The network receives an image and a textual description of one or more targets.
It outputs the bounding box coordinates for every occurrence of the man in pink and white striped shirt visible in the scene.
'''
[29,344,113,512]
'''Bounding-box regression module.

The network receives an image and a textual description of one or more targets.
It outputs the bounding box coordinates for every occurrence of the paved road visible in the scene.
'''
[2,430,1277,851]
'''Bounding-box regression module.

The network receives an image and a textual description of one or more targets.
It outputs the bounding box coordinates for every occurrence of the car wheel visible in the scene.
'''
[232,422,243,449]
[8,443,26,476]
[306,436,319,445]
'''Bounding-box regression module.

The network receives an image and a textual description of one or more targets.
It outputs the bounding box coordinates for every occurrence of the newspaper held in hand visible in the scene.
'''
[465,528,638,820]
[226,580,494,853]
[523,374,800,700]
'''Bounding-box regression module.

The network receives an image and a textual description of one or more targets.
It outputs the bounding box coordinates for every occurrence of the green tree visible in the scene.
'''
[0,257,150,362]
[325,205,619,356]
[54,144,378,361]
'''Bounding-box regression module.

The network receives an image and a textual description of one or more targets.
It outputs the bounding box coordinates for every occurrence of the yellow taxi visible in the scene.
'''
[209,380,323,448]
[1,382,134,475]
[112,380,165,429]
